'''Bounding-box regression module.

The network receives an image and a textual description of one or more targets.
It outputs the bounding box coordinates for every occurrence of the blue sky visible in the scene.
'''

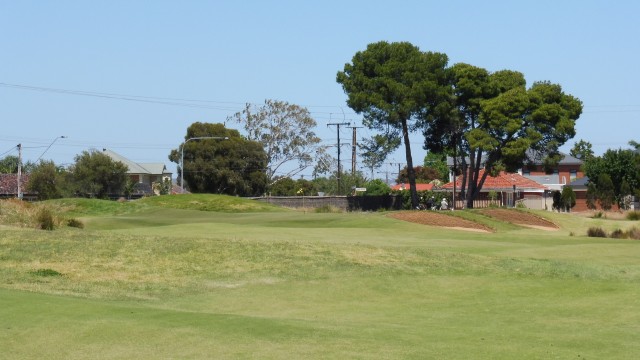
[1,1,639,179]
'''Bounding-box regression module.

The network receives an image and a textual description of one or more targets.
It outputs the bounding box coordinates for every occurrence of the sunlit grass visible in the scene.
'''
[2,197,640,358]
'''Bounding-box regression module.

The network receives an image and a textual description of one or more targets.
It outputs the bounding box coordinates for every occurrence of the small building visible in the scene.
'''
[102,149,172,195]
[442,170,549,209]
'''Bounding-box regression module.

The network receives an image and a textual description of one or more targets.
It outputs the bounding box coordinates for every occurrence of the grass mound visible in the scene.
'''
[138,194,286,213]
[47,194,286,217]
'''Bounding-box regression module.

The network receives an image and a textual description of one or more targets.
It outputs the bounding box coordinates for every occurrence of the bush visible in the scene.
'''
[592,211,604,219]
[67,218,84,229]
[37,207,55,230]
[610,229,626,239]
[626,211,640,220]
[30,268,63,277]
[587,227,607,238]
[626,227,640,240]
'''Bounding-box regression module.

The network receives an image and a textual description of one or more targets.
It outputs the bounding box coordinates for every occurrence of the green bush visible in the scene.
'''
[587,227,607,238]
[37,208,55,230]
[610,229,626,239]
[67,218,84,229]
[626,211,640,220]
[626,227,640,240]
[30,268,63,277]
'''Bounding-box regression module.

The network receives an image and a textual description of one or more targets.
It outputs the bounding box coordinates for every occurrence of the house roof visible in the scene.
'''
[0,174,31,195]
[102,149,170,176]
[446,151,582,167]
[568,176,590,190]
[139,163,169,175]
[442,170,546,192]
[391,183,434,191]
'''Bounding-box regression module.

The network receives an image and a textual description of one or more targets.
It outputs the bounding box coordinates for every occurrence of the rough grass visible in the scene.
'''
[2,198,640,358]
[0,199,68,229]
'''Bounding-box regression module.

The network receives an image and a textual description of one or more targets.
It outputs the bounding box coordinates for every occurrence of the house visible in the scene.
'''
[0,174,35,200]
[519,152,583,191]
[444,151,584,209]
[102,149,172,195]
[442,170,549,209]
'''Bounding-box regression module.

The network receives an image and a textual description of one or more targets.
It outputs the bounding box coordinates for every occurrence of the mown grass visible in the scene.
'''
[2,196,640,358]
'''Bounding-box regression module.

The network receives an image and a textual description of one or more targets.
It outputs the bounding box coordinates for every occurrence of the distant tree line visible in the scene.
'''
[572,139,640,210]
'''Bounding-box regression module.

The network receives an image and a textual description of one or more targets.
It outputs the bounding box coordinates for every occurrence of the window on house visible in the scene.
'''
[570,170,577,181]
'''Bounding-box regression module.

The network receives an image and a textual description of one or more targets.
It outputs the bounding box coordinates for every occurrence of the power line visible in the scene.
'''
[0,82,362,120]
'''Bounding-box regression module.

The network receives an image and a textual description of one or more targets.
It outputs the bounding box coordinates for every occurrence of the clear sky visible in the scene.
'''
[1,1,638,180]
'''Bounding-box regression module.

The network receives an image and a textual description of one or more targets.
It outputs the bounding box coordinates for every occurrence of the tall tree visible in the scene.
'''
[396,166,440,184]
[0,155,35,174]
[426,64,582,208]
[71,150,128,198]
[228,100,324,184]
[570,139,594,161]
[424,151,449,182]
[596,173,615,211]
[337,41,450,208]
[169,122,268,196]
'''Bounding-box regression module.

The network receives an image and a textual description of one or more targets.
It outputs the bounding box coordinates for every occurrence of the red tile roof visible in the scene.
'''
[442,170,546,191]
[391,183,434,191]
[0,174,30,195]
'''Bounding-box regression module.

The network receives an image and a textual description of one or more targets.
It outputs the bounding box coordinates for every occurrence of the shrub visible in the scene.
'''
[610,229,626,239]
[626,211,640,221]
[37,207,55,230]
[587,227,607,238]
[30,268,63,277]
[626,227,640,240]
[592,211,604,219]
[67,218,84,229]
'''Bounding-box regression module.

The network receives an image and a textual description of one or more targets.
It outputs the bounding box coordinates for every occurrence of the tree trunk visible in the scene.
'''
[401,119,419,209]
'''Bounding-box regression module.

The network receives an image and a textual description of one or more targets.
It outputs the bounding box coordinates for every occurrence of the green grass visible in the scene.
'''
[1,196,640,358]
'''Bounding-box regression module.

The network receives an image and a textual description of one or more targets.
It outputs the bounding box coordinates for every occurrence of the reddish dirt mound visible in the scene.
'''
[389,211,493,233]
[480,208,558,230]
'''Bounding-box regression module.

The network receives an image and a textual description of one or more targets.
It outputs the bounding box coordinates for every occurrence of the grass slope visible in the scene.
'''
[2,197,640,358]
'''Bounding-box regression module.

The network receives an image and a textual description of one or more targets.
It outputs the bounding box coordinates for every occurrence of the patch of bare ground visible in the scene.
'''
[388,211,493,233]
[480,208,559,230]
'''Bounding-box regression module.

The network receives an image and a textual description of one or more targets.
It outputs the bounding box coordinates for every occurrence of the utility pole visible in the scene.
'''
[327,122,350,194]
[347,126,363,175]
[390,162,405,183]
[17,144,22,200]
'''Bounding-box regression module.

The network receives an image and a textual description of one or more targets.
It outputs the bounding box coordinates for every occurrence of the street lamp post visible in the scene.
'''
[180,136,228,193]
[36,135,67,162]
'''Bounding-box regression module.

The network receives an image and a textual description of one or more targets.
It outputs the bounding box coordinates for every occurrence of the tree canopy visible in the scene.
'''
[228,99,324,184]
[583,148,640,208]
[70,150,128,198]
[169,122,268,196]
[424,63,582,208]
[337,41,450,208]
[570,139,594,161]
[26,160,69,200]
